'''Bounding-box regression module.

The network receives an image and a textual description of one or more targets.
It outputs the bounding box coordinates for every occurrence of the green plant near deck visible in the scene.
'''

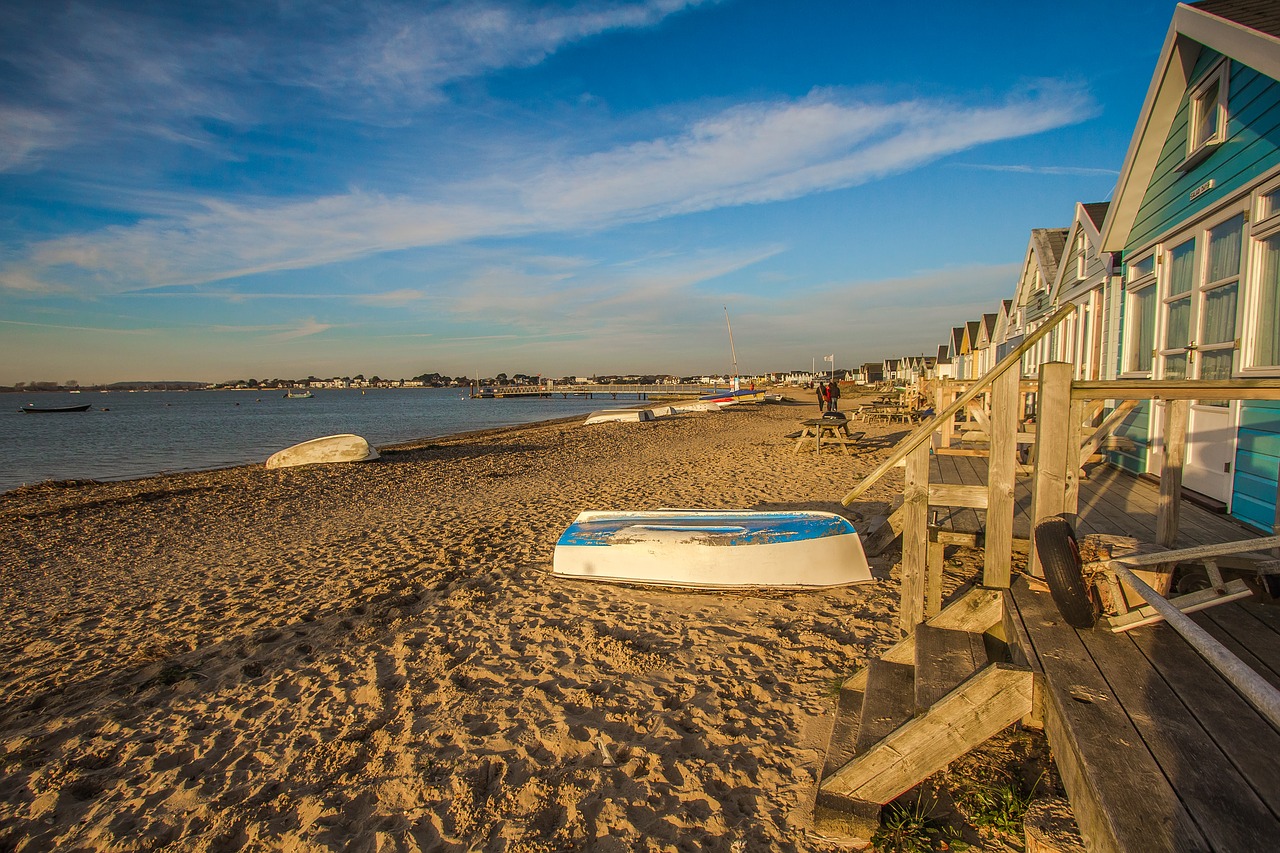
[871,793,967,853]
[957,772,1041,839]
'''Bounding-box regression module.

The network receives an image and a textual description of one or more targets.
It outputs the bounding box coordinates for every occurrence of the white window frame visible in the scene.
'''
[1183,59,1229,168]
[1122,253,1158,377]
[1242,172,1280,375]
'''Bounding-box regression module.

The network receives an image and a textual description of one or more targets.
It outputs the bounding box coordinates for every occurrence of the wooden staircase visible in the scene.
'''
[813,586,1036,838]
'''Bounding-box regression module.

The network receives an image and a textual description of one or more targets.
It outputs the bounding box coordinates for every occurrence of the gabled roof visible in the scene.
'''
[1081,202,1110,229]
[950,326,965,356]
[936,344,951,365]
[1051,201,1113,302]
[961,320,981,355]
[1011,228,1069,314]
[1101,1,1280,252]
[977,313,998,348]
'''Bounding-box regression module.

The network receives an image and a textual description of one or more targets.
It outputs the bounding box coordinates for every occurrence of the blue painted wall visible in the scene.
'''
[1235,402,1280,531]
[1129,51,1280,251]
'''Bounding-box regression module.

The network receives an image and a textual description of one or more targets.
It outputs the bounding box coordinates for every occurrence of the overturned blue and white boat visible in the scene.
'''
[553,509,872,589]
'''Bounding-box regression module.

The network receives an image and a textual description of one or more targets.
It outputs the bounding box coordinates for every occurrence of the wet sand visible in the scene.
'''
[0,398,936,851]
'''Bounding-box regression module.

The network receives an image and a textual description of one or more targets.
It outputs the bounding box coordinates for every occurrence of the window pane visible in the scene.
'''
[1263,189,1280,222]
[1203,283,1237,345]
[1194,79,1220,149]
[1164,353,1188,380]
[1169,240,1196,296]
[1200,350,1234,381]
[1165,297,1191,349]
[1129,255,1154,282]
[1130,284,1156,372]
[1208,215,1243,282]
[1256,234,1280,366]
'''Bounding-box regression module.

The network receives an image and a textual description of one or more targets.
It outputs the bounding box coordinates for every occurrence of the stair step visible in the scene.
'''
[821,685,865,779]
[854,659,916,755]
[915,624,988,713]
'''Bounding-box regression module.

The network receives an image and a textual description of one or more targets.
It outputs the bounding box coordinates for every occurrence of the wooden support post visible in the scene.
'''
[1029,363,1073,577]
[926,538,944,618]
[900,441,930,635]
[985,366,1018,588]
[1067,398,1086,503]
[939,383,955,448]
[1156,398,1189,548]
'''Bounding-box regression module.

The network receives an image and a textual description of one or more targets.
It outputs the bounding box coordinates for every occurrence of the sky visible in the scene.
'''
[0,0,1187,384]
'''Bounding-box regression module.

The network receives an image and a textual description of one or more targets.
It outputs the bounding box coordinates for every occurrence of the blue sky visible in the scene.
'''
[0,0,1183,383]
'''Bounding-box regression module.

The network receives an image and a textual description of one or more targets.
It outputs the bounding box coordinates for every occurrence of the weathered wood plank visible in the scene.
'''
[986,365,1018,588]
[1078,625,1280,850]
[1127,617,1280,818]
[854,660,916,755]
[1009,576,1207,853]
[927,483,989,509]
[914,624,986,713]
[821,664,1033,804]
[1030,363,1074,576]
[1157,399,1189,548]
[900,442,929,634]
[1072,379,1280,401]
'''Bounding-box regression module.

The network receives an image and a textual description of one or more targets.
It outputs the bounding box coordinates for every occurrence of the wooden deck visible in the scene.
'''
[928,455,1260,548]
[1007,576,1280,852]
[923,458,1280,850]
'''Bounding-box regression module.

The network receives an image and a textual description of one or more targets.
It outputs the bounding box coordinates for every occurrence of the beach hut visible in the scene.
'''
[1010,227,1070,378]
[1049,202,1117,381]
[1098,0,1280,524]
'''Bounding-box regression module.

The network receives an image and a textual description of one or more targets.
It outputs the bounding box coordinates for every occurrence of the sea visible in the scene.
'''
[0,387,620,494]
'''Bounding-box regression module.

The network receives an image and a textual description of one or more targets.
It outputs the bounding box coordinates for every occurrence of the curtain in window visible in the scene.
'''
[1165,298,1191,349]
[1257,234,1280,366]
[1203,283,1237,345]
[1168,240,1197,295]
[1208,215,1243,282]
[1131,285,1156,372]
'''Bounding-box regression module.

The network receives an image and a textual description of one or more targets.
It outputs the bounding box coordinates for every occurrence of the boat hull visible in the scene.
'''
[21,404,91,413]
[553,509,871,589]
[265,434,379,469]
[583,409,655,425]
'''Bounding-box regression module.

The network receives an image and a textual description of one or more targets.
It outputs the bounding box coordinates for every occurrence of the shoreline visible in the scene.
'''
[0,398,986,850]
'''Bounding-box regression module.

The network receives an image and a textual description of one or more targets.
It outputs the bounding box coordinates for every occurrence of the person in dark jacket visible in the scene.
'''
[816,383,826,411]
[828,381,841,412]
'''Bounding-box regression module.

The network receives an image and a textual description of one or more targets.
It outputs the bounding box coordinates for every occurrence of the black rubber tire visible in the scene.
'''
[1034,516,1099,628]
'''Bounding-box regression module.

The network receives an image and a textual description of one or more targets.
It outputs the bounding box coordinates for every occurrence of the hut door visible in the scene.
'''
[1155,215,1242,504]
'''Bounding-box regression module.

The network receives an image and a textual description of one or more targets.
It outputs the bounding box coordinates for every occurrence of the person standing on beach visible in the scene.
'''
[816,383,826,411]
[828,381,841,413]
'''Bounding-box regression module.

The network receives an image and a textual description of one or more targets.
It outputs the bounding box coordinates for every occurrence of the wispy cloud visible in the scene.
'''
[1,84,1094,297]
[956,163,1120,177]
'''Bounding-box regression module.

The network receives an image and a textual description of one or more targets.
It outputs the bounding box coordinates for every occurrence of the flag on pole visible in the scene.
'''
[824,354,833,362]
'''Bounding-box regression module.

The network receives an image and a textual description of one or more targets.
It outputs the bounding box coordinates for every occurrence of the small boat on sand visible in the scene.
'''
[584,409,655,425]
[553,509,872,589]
[21,403,92,413]
[265,434,379,469]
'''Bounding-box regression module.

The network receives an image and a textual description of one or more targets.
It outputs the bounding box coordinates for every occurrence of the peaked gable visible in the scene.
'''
[1051,201,1112,303]
[1101,2,1280,252]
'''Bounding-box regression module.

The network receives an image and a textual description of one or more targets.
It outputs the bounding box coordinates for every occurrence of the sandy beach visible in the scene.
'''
[0,397,1014,851]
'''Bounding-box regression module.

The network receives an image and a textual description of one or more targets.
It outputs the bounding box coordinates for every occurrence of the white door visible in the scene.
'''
[1154,213,1243,503]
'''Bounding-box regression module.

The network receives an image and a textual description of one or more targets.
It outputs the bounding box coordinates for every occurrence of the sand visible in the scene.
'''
[0,397,951,851]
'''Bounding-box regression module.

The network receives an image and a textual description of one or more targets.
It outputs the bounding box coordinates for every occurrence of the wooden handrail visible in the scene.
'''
[1071,379,1280,400]
[841,303,1076,506]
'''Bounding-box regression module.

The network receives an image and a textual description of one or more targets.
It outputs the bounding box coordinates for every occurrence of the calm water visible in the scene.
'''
[0,388,619,494]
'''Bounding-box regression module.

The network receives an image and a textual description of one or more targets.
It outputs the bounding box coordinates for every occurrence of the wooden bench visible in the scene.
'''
[792,420,865,455]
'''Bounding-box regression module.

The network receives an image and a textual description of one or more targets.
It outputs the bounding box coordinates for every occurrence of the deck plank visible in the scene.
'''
[1009,576,1207,852]
[1127,618,1280,818]
[1078,625,1280,849]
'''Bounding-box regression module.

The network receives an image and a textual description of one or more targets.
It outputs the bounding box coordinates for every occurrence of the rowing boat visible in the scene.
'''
[20,403,92,413]
[553,509,871,589]
[265,434,380,469]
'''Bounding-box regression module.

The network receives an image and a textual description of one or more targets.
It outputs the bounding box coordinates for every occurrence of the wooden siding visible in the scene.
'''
[1234,401,1280,531]
[1129,52,1280,250]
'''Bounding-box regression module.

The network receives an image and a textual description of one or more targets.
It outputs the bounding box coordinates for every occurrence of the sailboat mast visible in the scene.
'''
[724,306,738,381]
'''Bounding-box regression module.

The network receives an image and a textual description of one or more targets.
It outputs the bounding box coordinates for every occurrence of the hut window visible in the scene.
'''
[1187,61,1228,162]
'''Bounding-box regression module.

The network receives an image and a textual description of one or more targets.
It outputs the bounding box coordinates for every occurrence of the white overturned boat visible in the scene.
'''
[265,434,380,469]
[553,509,872,589]
[584,409,655,425]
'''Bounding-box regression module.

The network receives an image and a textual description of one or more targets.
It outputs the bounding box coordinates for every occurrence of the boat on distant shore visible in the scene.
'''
[20,403,92,414]
[553,509,872,589]
[265,433,379,469]
[284,390,314,399]
[583,409,655,425]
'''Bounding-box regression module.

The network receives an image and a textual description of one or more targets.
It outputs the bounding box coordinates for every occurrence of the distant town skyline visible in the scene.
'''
[1,0,1182,384]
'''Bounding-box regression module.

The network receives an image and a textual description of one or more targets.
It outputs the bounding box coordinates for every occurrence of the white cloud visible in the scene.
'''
[1,84,1093,298]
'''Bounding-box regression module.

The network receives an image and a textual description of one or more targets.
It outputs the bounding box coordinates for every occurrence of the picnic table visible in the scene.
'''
[792,418,865,455]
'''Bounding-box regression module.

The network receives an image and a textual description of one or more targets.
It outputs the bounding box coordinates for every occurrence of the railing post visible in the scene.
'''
[900,441,930,634]
[984,366,1019,588]
[1157,398,1189,548]
[1029,362,1073,577]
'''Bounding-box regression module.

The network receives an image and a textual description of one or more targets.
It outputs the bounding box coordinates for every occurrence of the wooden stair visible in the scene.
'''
[813,587,1035,839]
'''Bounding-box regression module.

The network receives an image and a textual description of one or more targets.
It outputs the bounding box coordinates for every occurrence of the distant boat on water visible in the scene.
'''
[21,403,92,414]
[284,390,314,399]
